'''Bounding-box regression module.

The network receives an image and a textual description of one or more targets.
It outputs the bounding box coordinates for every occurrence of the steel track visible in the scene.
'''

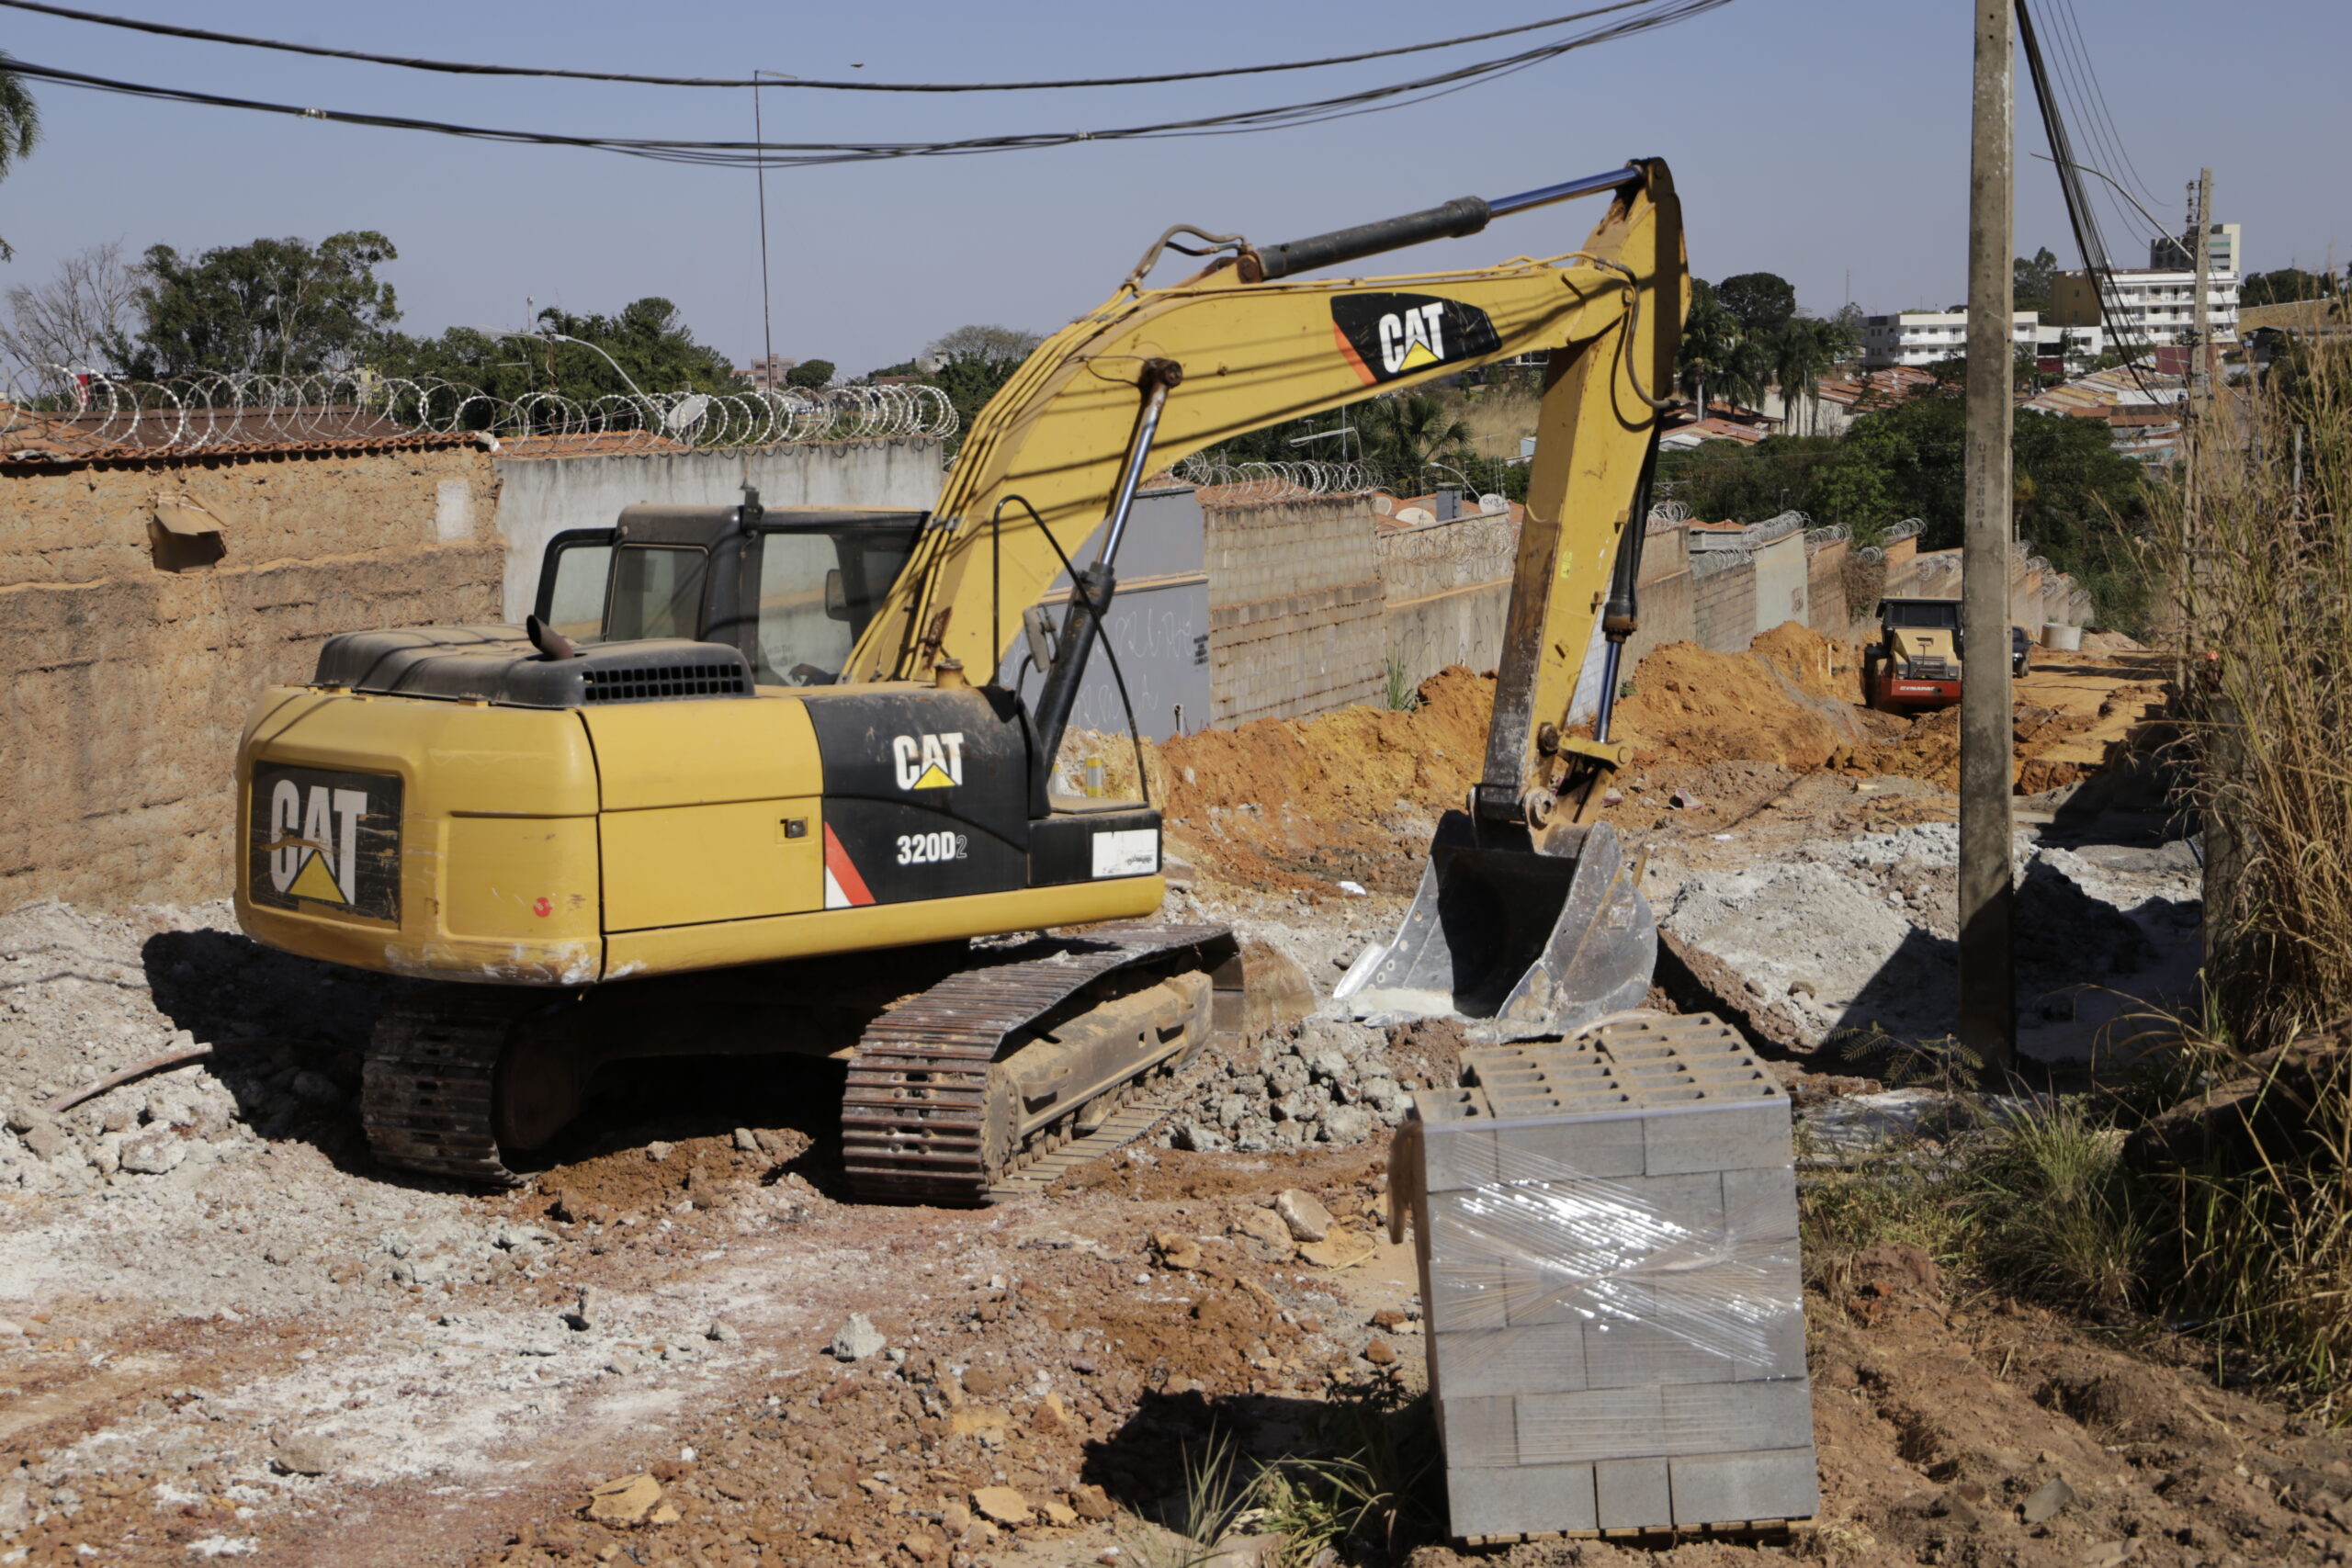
[840,924,1235,1205]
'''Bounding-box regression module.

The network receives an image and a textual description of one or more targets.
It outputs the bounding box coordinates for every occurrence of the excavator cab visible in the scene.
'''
[531,498,924,686]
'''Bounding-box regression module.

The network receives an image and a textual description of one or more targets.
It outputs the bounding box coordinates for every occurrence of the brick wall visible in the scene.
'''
[1204,495,1386,723]
[0,441,503,907]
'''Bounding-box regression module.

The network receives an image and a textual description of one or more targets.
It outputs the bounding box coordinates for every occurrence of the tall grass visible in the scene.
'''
[2148,343,2352,1046]
[2129,346,2352,1396]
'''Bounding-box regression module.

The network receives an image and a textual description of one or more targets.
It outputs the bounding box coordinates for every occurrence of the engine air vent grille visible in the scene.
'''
[581,662,750,703]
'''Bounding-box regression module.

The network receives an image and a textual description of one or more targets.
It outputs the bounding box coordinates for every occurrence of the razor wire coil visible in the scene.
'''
[0,366,958,456]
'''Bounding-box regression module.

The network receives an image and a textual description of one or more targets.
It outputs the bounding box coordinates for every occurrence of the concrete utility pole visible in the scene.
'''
[2189,167,2215,400]
[1958,0,2018,1071]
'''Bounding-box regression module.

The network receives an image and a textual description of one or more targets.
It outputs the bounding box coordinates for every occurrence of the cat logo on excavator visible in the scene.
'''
[1330,292,1500,385]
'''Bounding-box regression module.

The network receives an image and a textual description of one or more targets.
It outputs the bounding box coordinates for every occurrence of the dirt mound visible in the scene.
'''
[1152,667,1493,892]
[2082,628,2146,652]
[1612,624,1875,770]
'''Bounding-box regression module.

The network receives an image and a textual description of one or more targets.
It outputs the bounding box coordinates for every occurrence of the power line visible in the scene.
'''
[0,0,1672,94]
[0,4,1735,171]
[2049,0,2169,212]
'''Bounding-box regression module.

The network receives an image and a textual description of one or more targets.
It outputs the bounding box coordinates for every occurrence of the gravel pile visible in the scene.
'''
[1157,1016,1413,1155]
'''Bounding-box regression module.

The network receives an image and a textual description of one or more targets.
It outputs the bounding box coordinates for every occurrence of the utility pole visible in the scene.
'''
[2189,167,2215,402]
[1958,0,2017,1072]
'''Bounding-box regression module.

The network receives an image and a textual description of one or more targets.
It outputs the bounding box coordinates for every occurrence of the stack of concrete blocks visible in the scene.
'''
[1405,1014,1815,1540]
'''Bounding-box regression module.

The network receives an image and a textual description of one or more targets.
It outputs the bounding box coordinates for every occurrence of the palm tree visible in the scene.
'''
[0,53,41,261]
[1769,317,1834,438]
[1358,391,1472,488]
[1675,294,1738,421]
[1717,335,1774,414]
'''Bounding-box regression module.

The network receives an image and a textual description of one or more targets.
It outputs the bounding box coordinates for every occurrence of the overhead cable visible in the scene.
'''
[0,0,1675,93]
[0,3,1734,170]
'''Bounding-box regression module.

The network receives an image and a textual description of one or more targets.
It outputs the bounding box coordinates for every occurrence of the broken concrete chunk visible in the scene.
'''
[1274,1189,1333,1242]
[2020,1475,2075,1525]
[20,1122,69,1162]
[831,1312,886,1361]
[1297,1228,1376,1270]
[271,1434,341,1476]
[585,1472,662,1525]
[119,1129,185,1174]
[971,1484,1031,1525]
[707,1320,740,1342]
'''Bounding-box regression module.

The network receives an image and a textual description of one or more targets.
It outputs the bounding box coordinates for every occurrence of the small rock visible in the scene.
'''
[1069,1483,1114,1522]
[732,1127,759,1152]
[564,1286,596,1332]
[1319,1105,1375,1144]
[2019,1475,2075,1525]
[707,1320,740,1343]
[646,1141,672,1162]
[20,1122,69,1162]
[1151,1231,1203,1271]
[901,1532,945,1562]
[0,1474,31,1536]
[831,1312,886,1361]
[119,1130,185,1174]
[606,1348,642,1376]
[585,1472,662,1525]
[1337,881,1367,897]
[971,1484,1031,1526]
[941,1501,973,1537]
[649,1503,681,1526]
[272,1435,340,1476]
[1273,1189,1333,1243]
[1042,1501,1080,1527]
[1363,1337,1396,1366]
[1229,1208,1293,1254]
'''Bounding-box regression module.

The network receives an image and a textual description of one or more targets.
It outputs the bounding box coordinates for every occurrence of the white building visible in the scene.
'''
[1860,310,2103,369]
[2151,222,2241,276]
[2049,267,2239,353]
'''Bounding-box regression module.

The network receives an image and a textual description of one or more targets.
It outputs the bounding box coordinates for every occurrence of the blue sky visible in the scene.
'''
[1,1,2342,377]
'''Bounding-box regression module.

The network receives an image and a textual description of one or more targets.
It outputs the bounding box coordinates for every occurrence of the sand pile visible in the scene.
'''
[1149,667,1494,892]
[1611,622,1881,769]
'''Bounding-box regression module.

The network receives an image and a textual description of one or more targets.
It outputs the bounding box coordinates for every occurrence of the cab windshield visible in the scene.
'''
[748,525,918,686]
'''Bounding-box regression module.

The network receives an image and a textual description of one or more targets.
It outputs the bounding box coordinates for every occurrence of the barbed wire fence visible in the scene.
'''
[0,365,958,457]
[1171,455,1386,502]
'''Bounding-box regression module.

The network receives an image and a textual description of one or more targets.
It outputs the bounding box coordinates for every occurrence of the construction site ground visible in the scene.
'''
[8,627,2328,1568]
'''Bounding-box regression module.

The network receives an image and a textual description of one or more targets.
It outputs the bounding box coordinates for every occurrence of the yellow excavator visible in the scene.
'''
[233,159,1687,1199]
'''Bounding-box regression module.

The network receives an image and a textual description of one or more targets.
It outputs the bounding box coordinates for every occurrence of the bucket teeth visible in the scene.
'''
[1334,816,1657,1041]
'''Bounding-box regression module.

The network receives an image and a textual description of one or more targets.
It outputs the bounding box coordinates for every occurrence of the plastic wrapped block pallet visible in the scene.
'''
[1390,1013,1818,1540]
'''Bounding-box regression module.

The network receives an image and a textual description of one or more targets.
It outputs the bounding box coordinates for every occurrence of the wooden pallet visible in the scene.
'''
[1463,1517,1810,1549]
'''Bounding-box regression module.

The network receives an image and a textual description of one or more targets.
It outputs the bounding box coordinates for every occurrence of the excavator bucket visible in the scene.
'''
[1335,816,1656,1043]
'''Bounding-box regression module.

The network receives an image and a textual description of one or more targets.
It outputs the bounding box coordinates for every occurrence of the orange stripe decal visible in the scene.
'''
[1333,321,1377,386]
[823,824,876,907]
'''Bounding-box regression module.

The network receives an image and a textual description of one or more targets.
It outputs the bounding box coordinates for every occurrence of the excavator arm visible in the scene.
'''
[847,158,1687,1043]
[845,159,1686,747]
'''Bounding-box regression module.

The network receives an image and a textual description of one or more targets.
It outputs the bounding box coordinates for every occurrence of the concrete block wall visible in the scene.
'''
[0,442,503,908]
[1204,494,1387,724]
[1747,534,1808,637]
[1690,558,1758,654]
[1620,527,1696,674]
[1376,511,1519,679]
[1408,1019,1818,1540]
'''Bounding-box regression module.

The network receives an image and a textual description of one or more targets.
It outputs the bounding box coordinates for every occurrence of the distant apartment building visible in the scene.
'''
[744,354,797,390]
[2047,266,2239,353]
[2150,221,2241,275]
[1860,310,2104,369]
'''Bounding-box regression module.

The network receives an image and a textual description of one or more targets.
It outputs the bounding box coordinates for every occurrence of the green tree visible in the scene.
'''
[1355,390,1473,485]
[1715,271,1797,339]
[130,231,400,377]
[1770,317,1851,437]
[2241,267,2341,308]
[918,323,1044,449]
[1717,333,1774,412]
[374,297,743,420]
[785,358,834,389]
[0,52,40,262]
[1676,290,1739,421]
[2013,246,2060,313]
